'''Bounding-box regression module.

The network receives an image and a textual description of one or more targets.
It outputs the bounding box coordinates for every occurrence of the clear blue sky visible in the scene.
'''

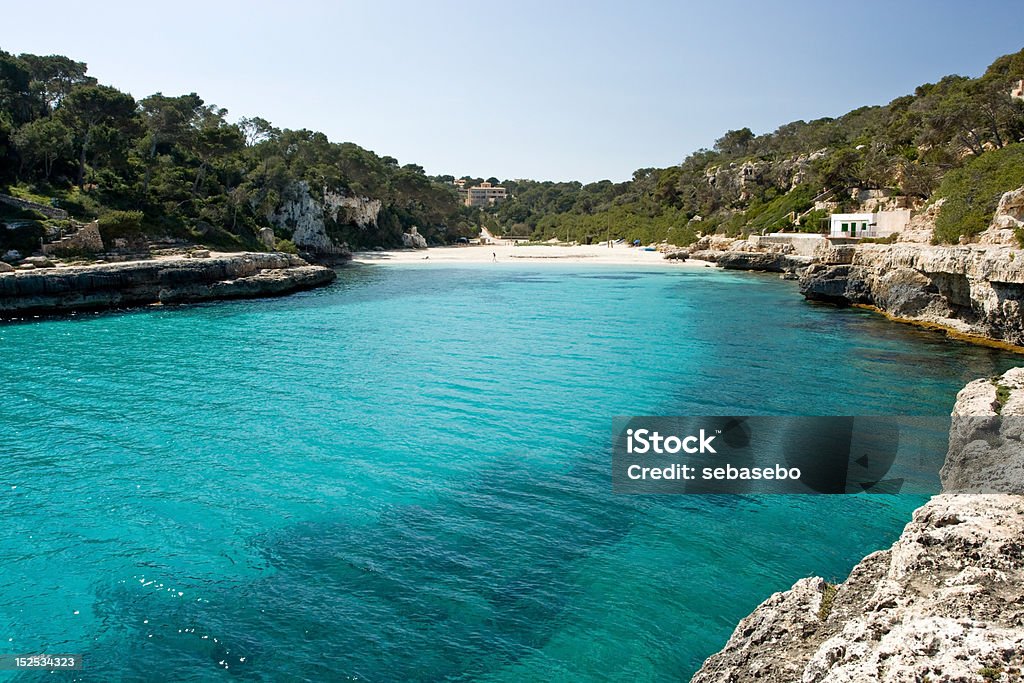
[4,1,1023,182]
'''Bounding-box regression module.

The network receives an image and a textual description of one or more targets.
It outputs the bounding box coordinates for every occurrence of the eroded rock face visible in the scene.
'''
[801,243,1024,345]
[0,252,335,314]
[801,187,1024,345]
[270,181,378,255]
[692,370,1024,683]
[715,251,811,273]
[704,151,826,202]
[979,186,1024,246]
[401,227,428,249]
[897,198,942,244]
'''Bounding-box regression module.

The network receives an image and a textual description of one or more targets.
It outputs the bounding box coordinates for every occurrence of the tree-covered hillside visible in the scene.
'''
[0,49,472,253]
[479,49,1024,246]
[3,47,1023,255]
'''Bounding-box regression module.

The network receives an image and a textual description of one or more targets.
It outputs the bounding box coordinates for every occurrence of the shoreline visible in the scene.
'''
[850,303,1024,355]
[0,251,336,317]
[351,244,712,267]
[693,370,1024,681]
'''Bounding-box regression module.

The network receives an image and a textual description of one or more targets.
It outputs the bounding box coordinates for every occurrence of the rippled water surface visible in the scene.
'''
[0,264,1018,681]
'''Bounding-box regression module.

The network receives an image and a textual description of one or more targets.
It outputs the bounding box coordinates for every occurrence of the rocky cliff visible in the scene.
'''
[800,242,1024,347]
[689,234,812,273]
[693,369,1024,682]
[705,151,826,202]
[797,186,1024,348]
[0,252,335,315]
[270,181,381,257]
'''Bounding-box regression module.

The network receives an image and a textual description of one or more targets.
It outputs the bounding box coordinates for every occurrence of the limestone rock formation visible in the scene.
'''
[897,198,942,244]
[690,234,810,272]
[269,181,378,255]
[401,226,428,249]
[704,150,827,202]
[693,369,1024,682]
[942,368,1024,495]
[258,226,276,250]
[715,251,811,273]
[979,185,1024,246]
[800,242,1024,346]
[0,252,335,314]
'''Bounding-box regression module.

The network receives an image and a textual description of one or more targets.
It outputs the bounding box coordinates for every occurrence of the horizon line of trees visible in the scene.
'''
[3,47,1024,250]
[0,48,473,250]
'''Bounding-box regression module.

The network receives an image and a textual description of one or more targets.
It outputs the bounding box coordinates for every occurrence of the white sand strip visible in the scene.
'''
[352,244,713,267]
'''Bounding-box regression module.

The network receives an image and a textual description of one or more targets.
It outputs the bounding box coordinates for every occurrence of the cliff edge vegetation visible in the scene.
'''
[477,49,1024,247]
[0,49,474,259]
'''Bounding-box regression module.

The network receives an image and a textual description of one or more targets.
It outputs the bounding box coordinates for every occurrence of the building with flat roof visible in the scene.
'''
[465,182,507,207]
[829,209,911,239]
[830,213,873,238]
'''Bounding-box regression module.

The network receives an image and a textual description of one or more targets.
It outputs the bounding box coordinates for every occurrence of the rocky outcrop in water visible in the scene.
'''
[800,242,1024,346]
[692,370,1024,682]
[800,187,1024,347]
[690,234,812,273]
[0,252,335,315]
[714,251,811,273]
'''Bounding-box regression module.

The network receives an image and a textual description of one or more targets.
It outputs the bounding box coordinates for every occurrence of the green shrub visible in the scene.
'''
[934,144,1024,244]
[275,238,298,254]
[798,209,830,234]
[995,382,1011,414]
[0,205,46,221]
[978,666,1003,681]
[818,583,838,621]
[97,210,144,241]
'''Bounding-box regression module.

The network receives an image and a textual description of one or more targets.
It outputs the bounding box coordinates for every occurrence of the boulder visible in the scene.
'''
[979,186,1024,245]
[258,227,276,250]
[715,251,811,273]
[401,226,428,249]
[0,261,14,273]
[24,256,55,269]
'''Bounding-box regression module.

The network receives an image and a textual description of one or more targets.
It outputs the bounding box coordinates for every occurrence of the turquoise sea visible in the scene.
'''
[0,263,1019,681]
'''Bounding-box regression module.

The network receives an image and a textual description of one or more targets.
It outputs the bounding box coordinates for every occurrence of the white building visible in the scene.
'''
[465,182,507,207]
[830,213,874,238]
[829,209,911,239]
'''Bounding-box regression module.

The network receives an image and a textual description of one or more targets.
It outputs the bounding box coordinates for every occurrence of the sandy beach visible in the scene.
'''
[352,243,713,267]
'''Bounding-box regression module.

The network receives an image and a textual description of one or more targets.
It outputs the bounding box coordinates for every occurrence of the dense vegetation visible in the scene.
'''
[933,143,1024,243]
[0,49,471,253]
[2,47,1023,256]
[478,49,1024,246]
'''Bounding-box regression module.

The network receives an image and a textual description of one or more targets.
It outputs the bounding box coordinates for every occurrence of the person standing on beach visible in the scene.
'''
[492,252,497,262]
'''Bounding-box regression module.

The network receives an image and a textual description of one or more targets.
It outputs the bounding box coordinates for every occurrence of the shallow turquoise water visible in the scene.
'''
[0,264,1018,681]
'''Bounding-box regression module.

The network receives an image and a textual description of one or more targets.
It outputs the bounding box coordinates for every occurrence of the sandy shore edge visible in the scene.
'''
[351,244,713,267]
